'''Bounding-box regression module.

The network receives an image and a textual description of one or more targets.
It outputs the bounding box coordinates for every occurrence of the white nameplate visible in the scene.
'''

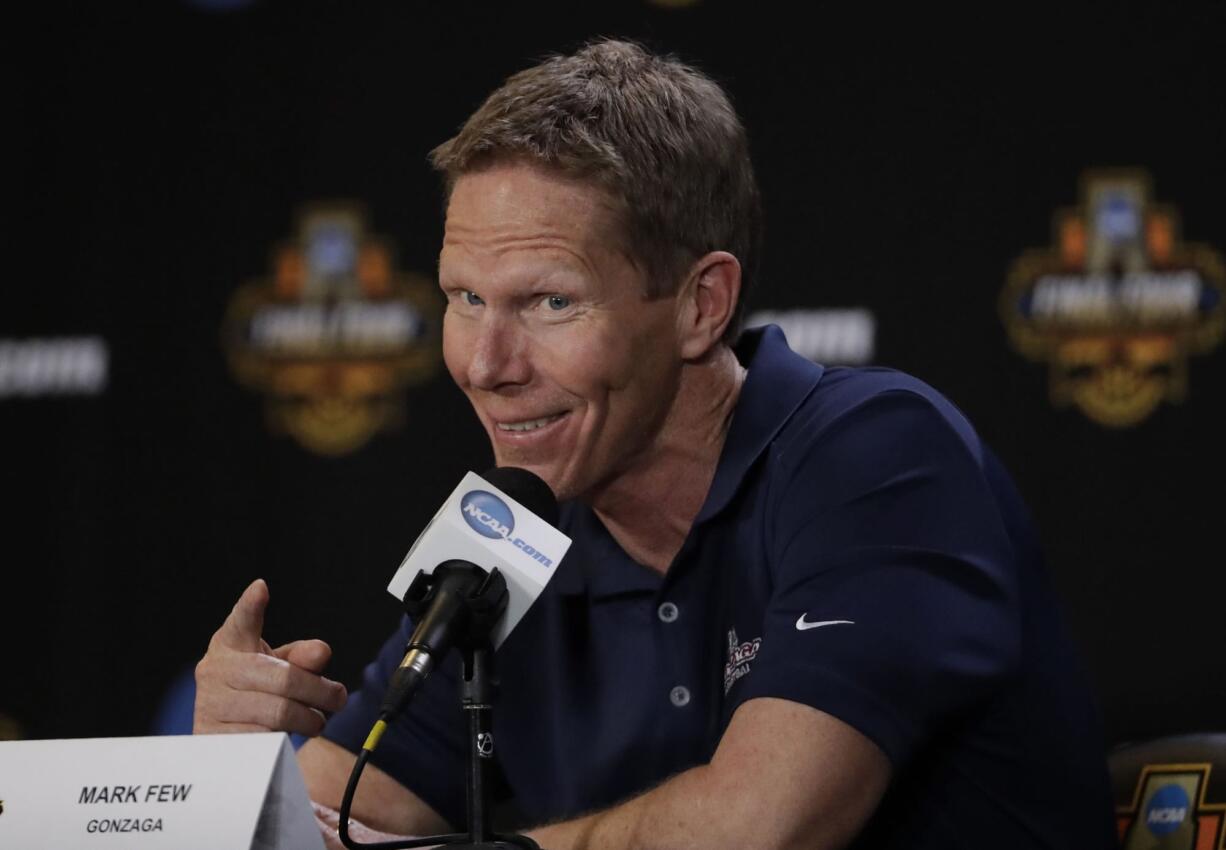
[389,470,572,648]
[0,733,324,850]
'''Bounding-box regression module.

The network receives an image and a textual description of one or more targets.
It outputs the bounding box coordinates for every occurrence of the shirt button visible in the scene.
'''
[669,686,691,707]
[657,602,679,623]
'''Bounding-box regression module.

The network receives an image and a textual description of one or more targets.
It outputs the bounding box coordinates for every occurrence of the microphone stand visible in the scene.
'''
[452,644,539,850]
[341,563,539,850]
[408,562,538,848]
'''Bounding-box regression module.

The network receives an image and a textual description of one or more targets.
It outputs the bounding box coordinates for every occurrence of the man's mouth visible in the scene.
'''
[495,412,568,433]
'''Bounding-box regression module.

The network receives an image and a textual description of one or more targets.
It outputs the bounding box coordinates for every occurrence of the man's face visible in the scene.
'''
[439,163,683,502]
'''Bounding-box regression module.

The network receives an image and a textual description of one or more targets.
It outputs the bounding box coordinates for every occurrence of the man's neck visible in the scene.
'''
[588,346,746,575]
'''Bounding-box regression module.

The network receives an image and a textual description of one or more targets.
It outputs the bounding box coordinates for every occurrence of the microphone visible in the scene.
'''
[377,466,571,720]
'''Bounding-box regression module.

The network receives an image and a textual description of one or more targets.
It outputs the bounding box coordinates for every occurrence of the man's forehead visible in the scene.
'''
[441,172,627,273]
[445,164,624,235]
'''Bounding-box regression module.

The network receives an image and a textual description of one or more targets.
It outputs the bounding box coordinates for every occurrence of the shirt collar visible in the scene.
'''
[552,325,824,599]
[695,324,825,524]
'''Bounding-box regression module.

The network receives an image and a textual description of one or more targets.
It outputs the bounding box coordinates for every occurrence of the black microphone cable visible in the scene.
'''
[337,717,468,850]
[339,562,508,850]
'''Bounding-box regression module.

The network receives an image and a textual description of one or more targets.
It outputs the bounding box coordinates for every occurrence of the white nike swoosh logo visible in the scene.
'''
[795,615,855,631]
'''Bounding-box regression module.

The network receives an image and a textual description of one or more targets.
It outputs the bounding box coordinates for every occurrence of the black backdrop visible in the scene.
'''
[6,1,1224,748]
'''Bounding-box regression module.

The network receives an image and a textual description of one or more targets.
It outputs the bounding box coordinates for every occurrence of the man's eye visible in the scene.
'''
[546,295,571,311]
[462,291,485,306]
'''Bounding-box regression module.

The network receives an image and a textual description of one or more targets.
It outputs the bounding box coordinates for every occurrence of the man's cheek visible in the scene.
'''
[440,329,469,387]
[536,321,610,359]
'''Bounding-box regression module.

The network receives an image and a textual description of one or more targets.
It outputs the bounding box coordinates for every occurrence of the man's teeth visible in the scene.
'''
[498,414,564,432]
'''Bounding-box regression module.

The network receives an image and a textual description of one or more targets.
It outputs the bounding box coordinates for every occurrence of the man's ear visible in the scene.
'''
[676,251,742,360]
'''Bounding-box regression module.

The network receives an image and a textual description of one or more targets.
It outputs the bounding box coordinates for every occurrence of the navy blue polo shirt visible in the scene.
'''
[324,325,1116,848]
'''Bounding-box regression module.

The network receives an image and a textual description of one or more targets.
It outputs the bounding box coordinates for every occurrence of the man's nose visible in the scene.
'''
[467,314,532,390]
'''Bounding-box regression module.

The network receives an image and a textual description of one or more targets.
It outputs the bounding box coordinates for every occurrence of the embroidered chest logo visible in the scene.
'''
[724,629,762,694]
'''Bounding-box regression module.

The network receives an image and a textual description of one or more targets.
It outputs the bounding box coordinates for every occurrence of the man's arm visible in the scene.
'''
[298,736,453,836]
[302,697,888,850]
[527,697,891,850]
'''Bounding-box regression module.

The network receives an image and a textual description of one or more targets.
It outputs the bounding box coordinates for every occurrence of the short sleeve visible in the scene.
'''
[732,389,1022,769]
[321,616,469,828]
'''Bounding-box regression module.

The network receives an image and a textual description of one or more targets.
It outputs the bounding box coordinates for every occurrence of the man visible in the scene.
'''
[194,39,1117,849]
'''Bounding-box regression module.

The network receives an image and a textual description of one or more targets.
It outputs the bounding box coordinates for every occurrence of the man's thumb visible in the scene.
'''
[215,578,269,651]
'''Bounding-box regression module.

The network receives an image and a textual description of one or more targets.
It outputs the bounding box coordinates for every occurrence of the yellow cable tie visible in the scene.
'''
[363,719,388,752]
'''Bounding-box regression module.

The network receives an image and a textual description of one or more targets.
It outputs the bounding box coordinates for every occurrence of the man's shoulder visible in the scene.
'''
[732,327,993,501]
[810,365,952,410]
[778,364,983,461]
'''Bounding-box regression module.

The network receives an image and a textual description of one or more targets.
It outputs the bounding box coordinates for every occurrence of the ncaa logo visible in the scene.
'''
[461,491,515,540]
[1145,783,1189,837]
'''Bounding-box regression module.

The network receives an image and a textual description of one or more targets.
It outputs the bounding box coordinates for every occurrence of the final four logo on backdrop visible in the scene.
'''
[222,204,441,455]
[1000,171,1224,427]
